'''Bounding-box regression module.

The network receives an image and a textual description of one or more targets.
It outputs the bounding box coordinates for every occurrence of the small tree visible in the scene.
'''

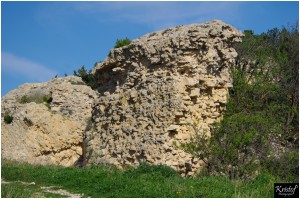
[114,37,131,48]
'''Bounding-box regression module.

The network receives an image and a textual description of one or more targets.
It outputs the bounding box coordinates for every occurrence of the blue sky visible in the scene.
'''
[1,1,299,95]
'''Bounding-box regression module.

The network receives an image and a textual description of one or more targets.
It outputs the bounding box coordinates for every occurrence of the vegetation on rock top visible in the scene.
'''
[19,94,52,109]
[73,37,132,90]
[114,37,131,48]
[73,65,98,89]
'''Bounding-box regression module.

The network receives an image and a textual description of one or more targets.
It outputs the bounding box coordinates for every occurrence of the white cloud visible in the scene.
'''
[2,52,57,82]
[72,1,242,30]
[34,2,242,33]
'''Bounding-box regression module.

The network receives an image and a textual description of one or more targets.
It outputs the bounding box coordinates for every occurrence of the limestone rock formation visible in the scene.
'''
[1,76,98,166]
[86,20,243,175]
[1,20,243,175]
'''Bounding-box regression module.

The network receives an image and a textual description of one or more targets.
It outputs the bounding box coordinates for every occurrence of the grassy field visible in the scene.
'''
[1,182,68,198]
[1,160,277,198]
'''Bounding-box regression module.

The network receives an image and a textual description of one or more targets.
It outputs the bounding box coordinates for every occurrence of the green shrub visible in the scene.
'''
[19,94,52,109]
[262,150,299,182]
[114,37,131,48]
[181,70,282,179]
[181,25,298,180]
[4,114,13,124]
[181,68,297,179]
[73,65,98,89]
[19,95,30,104]
[208,113,271,179]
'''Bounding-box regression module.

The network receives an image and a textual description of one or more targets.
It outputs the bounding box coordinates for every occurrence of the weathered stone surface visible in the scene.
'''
[86,20,243,175]
[1,20,243,175]
[1,76,98,166]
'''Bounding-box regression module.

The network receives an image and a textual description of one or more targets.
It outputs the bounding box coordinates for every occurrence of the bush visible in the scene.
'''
[114,37,131,48]
[181,113,272,179]
[73,65,98,90]
[180,24,299,180]
[181,70,284,179]
[181,68,298,179]
[208,113,271,179]
[19,94,52,109]
[4,114,13,124]
[262,150,299,182]
[19,95,30,104]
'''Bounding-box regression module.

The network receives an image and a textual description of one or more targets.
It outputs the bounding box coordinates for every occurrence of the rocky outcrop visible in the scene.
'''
[1,20,243,175]
[1,76,98,166]
[86,20,243,175]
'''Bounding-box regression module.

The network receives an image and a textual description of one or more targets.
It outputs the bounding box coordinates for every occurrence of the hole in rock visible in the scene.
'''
[168,130,177,138]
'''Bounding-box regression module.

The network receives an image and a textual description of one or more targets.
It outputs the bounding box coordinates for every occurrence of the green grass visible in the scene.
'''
[1,182,67,198]
[19,94,51,109]
[1,160,277,198]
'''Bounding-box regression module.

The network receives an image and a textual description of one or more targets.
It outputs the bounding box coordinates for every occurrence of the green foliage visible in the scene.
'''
[208,113,270,179]
[73,65,98,89]
[19,94,52,109]
[114,37,131,48]
[182,69,288,179]
[262,150,299,182]
[1,160,276,198]
[124,162,179,178]
[1,183,38,198]
[235,24,299,139]
[235,29,274,70]
[182,24,298,180]
[4,114,13,124]
[20,95,30,104]
[1,182,66,198]
[233,172,277,197]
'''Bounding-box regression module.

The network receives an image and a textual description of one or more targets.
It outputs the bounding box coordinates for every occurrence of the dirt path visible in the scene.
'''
[40,186,82,198]
[1,178,83,198]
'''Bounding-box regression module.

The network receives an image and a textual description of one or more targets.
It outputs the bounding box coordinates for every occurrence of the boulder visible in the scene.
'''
[1,76,98,166]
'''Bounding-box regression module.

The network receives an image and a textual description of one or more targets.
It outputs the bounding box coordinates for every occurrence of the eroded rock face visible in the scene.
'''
[2,20,243,174]
[1,76,98,166]
[86,20,243,175]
